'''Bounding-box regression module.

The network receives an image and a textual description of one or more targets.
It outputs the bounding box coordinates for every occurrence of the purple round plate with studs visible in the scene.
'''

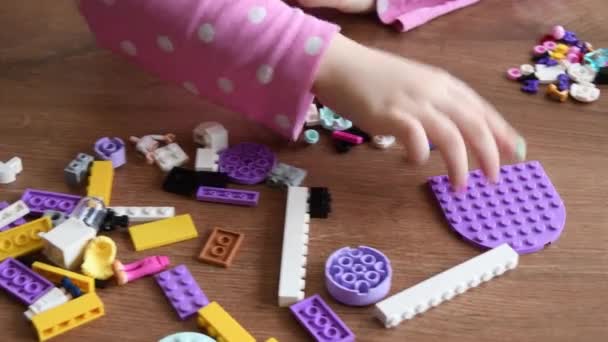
[218,142,276,185]
[428,161,566,254]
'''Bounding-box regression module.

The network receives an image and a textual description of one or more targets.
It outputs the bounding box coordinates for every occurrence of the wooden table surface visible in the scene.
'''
[1,1,607,341]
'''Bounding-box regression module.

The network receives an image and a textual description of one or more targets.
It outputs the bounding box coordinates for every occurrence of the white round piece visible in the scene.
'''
[535,64,567,84]
[373,135,396,149]
[567,63,597,84]
[520,64,535,76]
[570,83,600,103]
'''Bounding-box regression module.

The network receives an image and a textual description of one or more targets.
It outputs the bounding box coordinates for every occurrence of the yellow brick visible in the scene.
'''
[555,43,569,54]
[32,262,95,293]
[197,302,255,342]
[128,214,198,251]
[0,217,52,261]
[266,339,279,342]
[87,161,114,205]
[31,292,104,341]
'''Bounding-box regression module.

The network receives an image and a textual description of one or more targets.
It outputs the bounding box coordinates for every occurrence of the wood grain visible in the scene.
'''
[1,1,607,341]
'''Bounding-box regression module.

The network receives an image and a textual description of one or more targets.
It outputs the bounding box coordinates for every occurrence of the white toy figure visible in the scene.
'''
[0,157,23,184]
[129,134,176,164]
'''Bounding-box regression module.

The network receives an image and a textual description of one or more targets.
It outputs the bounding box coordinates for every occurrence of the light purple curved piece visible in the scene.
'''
[428,160,566,254]
[325,246,392,306]
[218,142,276,185]
[94,137,126,168]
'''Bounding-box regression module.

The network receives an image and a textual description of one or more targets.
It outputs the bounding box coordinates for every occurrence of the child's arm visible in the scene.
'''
[77,0,524,188]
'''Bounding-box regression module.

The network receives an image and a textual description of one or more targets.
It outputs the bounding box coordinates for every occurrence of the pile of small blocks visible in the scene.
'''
[506,25,606,103]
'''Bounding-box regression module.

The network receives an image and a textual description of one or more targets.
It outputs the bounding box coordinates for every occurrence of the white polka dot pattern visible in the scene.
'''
[305,36,323,56]
[217,77,234,93]
[248,6,267,24]
[157,35,174,53]
[198,23,215,43]
[120,40,137,56]
[183,82,199,95]
[275,114,291,129]
[257,65,274,85]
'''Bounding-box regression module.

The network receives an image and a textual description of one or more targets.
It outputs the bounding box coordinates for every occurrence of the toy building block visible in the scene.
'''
[305,103,321,127]
[98,209,129,232]
[218,143,276,185]
[0,257,54,305]
[309,187,331,219]
[0,200,29,231]
[64,153,94,186]
[32,261,95,293]
[153,143,189,172]
[42,210,68,228]
[290,294,355,342]
[113,255,170,285]
[24,287,72,320]
[87,161,114,205]
[319,107,352,131]
[428,161,566,254]
[196,186,259,207]
[39,218,97,270]
[197,301,255,342]
[109,206,175,223]
[163,167,229,197]
[31,292,104,342]
[21,189,82,216]
[0,156,23,184]
[266,339,279,342]
[325,246,392,306]
[374,244,519,328]
[344,126,371,142]
[159,332,216,342]
[0,217,52,261]
[94,137,126,168]
[278,187,310,306]
[195,148,219,172]
[198,228,244,267]
[0,201,27,232]
[266,163,307,188]
[81,236,117,280]
[128,214,198,251]
[193,122,228,151]
[332,130,363,145]
[373,135,396,149]
[70,196,108,230]
[155,264,210,320]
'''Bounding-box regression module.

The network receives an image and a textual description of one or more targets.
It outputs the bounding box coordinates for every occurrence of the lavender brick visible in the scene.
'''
[0,258,54,305]
[20,189,82,216]
[290,294,355,342]
[196,186,259,207]
[155,265,209,320]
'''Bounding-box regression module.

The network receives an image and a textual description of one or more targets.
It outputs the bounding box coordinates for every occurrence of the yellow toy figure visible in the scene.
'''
[81,236,117,280]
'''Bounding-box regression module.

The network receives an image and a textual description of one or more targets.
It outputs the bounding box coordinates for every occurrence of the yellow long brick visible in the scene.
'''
[31,292,104,342]
[128,214,198,251]
[87,161,114,205]
[32,262,95,293]
[0,217,52,261]
[197,302,255,342]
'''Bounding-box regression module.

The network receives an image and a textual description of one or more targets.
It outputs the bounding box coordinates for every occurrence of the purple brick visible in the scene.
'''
[290,294,355,342]
[196,186,259,207]
[154,265,209,320]
[325,246,392,306]
[521,79,540,94]
[94,137,127,168]
[20,189,82,216]
[0,201,27,232]
[428,160,566,254]
[218,143,276,185]
[0,258,54,305]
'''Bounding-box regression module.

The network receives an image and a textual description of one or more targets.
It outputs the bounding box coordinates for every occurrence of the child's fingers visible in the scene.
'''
[437,100,500,183]
[297,0,375,13]
[388,113,430,164]
[420,107,469,189]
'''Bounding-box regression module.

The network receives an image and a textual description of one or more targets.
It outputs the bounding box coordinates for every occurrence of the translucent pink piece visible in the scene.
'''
[566,53,580,63]
[533,45,548,56]
[377,0,480,32]
[119,256,170,283]
[506,67,522,81]
[428,161,566,254]
[551,25,566,40]
[332,131,363,145]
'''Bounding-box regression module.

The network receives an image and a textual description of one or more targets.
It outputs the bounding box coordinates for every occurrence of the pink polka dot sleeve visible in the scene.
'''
[377,0,480,32]
[78,0,339,141]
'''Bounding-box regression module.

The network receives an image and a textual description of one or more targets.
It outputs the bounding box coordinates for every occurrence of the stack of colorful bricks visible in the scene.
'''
[506,25,606,103]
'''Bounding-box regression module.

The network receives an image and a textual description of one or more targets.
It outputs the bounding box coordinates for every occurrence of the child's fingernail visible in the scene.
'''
[515,136,527,162]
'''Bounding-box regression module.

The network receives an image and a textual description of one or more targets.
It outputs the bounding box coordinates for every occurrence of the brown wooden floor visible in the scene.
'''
[1,1,607,341]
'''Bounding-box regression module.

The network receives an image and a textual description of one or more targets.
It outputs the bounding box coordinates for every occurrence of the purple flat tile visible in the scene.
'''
[196,187,259,207]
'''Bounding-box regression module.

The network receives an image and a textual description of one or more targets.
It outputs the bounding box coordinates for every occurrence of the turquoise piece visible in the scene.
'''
[319,107,352,131]
[159,332,216,342]
[584,48,608,71]
[303,129,320,144]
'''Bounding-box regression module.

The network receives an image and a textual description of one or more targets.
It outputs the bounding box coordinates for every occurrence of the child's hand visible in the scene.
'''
[297,0,375,13]
[314,34,526,189]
